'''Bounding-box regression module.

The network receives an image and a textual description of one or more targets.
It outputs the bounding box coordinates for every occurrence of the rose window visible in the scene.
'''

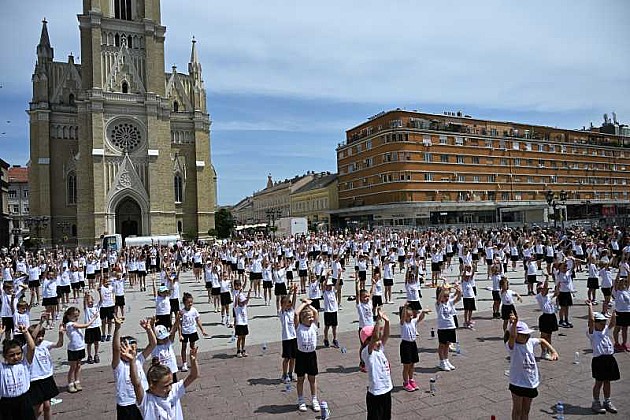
[108,121,143,153]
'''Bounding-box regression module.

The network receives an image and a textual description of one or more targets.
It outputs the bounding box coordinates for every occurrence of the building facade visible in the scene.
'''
[335,109,630,227]
[0,159,9,248]
[7,166,29,246]
[290,172,338,230]
[251,173,315,223]
[29,0,216,246]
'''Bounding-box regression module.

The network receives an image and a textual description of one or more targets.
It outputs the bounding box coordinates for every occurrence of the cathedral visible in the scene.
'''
[29,0,216,246]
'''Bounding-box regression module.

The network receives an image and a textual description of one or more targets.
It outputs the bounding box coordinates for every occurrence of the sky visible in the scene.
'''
[0,0,629,205]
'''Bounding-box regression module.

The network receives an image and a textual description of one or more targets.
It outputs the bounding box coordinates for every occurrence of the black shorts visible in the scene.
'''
[263,280,273,290]
[463,297,476,311]
[615,311,630,327]
[87,273,96,280]
[591,354,620,381]
[282,338,298,359]
[527,275,537,284]
[286,270,293,280]
[331,278,344,287]
[211,287,221,296]
[535,253,544,261]
[601,287,612,297]
[230,263,238,271]
[472,254,479,261]
[29,280,40,288]
[366,391,391,420]
[492,290,501,302]
[170,299,180,314]
[398,256,405,264]
[155,314,172,330]
[182,332,199,344]
[309,298,320,311]
[85,327,102,344]
[2,316,15,331]
[251,272,263,281]
[57,285,70,296]
[407,300,422,311]
[431,262,441,272]
[274,283,287,296]
[298,269,308,278]
[42,297,58,307]
[116,403,143,420]
[372,295,383,309]
[194,262,202,269]
[437,328,456,344]
[71,282,81,290]
[544,256,554,264]
[220,291,232,306]
[238,268,245,275]
[0,393,36,420]
[358,271,367,281]
[28,375,59,405]
[68,348,86,362]
[501,304,516,320]
[115,295,126,307]
[100,306,115,320]
[557,291,573,307]
[538,313,558,334]
[235,324,249,336]
[509,383,538,399]
[400,340,419,364]
[485,259,493,266]
[324,311,338,327]
[384,278,394,287]
[295,350,318,377]
[587,277,599,289]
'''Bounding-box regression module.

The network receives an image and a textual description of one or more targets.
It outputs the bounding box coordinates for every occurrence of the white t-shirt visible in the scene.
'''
[279,308,296,341]
[535,293,555,314]
[114,354,148,406]
[151,342,178,374]
[613,289,630,312]
[42,278,57,299]
[139,380,185,420]
[357,301,375,329]
[112,278,125,297]
[507,338,540,389]
[0,359,31,397]
[179,307,198,335]
[435,297,456,330]
[296,323,318,353]
[100,285,115,308]
[323,289,338,313]
[361,345,393,396]
[155,296,171,316]
[405,282,420,302]
[84,306,100,329]
[400,319,418,342]
[501,290,516,306]
[66,322,86,351]
[307,281,321,300]
[588,325,614,358]
[30,340,55,380]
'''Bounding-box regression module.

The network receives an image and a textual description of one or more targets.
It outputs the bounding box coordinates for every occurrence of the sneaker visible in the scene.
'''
[614,343,625,353]
[324,339,330,348]
[282,375,290,384]
[106,335,112,341]
[409,379,420,391]
[449,343,457,352]
[591,300,598,305]
[87,356,94,364]
[543,352,553,361]
[566,322,574,328]
[94,354,100,363]
[438,360,451,371]
[403,382,415,392]
[360,365,367,373]
[237,351,243,358]
[100,335,106,342]
[298,401,307,412]
[446,360,456,370]
[74,381,83,391]
[180,363,189,372]
[67,383,77,393]
[604,400,618,414]
[242,350,248,357]
[332,339,340,348]
[312,398,320,412]
[591,400,606,414]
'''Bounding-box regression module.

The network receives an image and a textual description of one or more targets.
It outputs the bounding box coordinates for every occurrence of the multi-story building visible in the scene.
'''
[252,173,315,223]
[335,109,630,227]
[29,0,216,247]
[232,196,255,226]
[0,159,9,248]
[7,166,29,246]
[291,172,338,230]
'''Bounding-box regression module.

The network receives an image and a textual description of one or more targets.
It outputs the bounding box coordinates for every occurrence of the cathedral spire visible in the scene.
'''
[188,36,202,81]
[37,18,54,64]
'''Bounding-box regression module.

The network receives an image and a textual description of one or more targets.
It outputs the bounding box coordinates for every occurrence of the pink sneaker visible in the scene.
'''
[403,382,415,392]
[409,379,420,391]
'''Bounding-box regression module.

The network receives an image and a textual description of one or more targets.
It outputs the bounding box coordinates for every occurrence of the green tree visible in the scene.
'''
[215,208,235,239]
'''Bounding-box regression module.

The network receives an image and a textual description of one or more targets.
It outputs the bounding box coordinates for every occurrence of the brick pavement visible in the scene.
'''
[52,302,630,419]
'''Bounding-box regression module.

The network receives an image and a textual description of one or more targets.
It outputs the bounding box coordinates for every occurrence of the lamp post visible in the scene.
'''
[57,221,70,246]
[265,209,282,240]
[559,190,568,230]
[25,216,49,249]
[545,190,567,230]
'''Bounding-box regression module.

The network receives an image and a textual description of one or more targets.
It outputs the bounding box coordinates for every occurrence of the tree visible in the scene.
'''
[215,208,235,239]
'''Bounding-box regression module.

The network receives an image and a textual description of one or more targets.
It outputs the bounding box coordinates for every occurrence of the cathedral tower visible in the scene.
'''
[29,0,216,246]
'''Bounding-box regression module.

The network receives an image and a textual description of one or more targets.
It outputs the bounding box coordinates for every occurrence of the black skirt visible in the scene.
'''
[400,339,419,365]
[0,393,36,420]
[538,313,558,334]
[28,375,59,405]
[591,354,620,381]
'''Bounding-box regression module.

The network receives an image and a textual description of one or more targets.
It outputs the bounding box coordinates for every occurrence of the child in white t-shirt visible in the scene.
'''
[64,305,99,393]
[233,280,252,357]
[0,322,37,419]
[279,285,298,383]
[83,293,102,364]
[295,299,320,413]
[179,292,208,371]
[112,271,126,318]
[322,278,340,348]
[361,307,392,420]
[151,317,180,384]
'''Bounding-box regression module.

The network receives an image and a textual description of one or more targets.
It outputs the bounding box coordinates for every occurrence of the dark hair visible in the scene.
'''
[63,306,80,324]
[2,339,22,357]
[147,364,171,385]
[182,292,193,303]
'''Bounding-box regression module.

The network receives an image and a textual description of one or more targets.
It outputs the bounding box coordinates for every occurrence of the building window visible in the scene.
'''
[366,140,372,150]
[488,174,496,182]
[512,141,520,150]
[485,140,493,148]
[440,154,449,163]
[502,192,510,200]
[424,173,433,181]
[67,171,77,205]
[455,137,464,145]
[390,119,402,128]
[114,0,133,20]
[538,159,545,167]
[11,205,19,213]
[471,156,480,164]
[8,190,16,199]
[456,156,465,164]
[538,144,544,152]
[174,174,183,203]
[514,158,521,166]
[439,135,447,144]
[121,81,129,93]
[500,158,507,166]
[473,175,480,182]
[173,101,179,112]
[525,142,532,151]
[457,174,465,182]
[177,221,183,233]
[424,153,432,162]
[23,190,28,198]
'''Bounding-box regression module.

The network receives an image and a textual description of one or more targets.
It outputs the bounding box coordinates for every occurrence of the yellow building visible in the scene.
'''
[290,172,338,230]
[28,0,216,246]
[335,109,630,227]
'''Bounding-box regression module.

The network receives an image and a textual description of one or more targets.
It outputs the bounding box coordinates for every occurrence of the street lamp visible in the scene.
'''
[25,216,49,249]
[545,190,567,230]
[57,221,70,245]
[265,209,282,240]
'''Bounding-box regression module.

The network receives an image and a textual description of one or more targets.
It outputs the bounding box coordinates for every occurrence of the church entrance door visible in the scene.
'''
[116,197,142,240]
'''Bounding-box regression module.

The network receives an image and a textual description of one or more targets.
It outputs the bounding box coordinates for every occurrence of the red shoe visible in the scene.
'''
[624,343,630,352]
[614,343,625,353]
[409,379,420,391]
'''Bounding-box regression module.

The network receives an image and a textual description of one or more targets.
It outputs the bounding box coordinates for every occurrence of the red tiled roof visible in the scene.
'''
[8,167,28,183]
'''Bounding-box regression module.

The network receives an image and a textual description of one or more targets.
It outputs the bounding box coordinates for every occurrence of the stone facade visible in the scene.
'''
[290,172,338,230]
[7,166,30,246]
[29,0,216,246]
[252,173,314,223]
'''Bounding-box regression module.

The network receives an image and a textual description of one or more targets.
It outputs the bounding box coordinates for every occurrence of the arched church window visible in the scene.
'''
[71,224,77,237]
[69,93,75,105]
[173,101,179,112]
[114,0,133,21]
[122,82,129,93]
[177,221,182,233]
[174,174,183,203]
[115,34,120,47]
[127,36,132,48]
[67,171,77,205]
